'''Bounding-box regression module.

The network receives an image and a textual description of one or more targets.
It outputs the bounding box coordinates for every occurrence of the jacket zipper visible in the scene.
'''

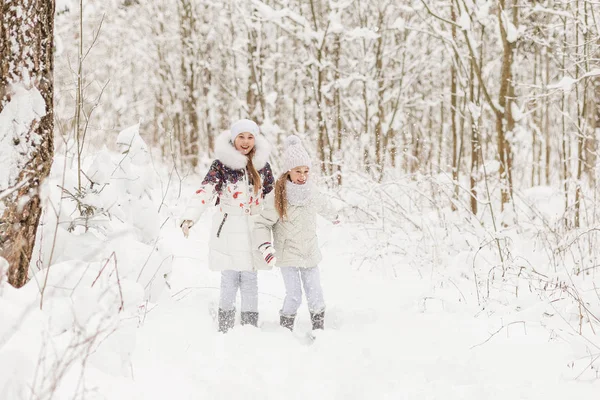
[243,169,250,195]
[216,213,228,238]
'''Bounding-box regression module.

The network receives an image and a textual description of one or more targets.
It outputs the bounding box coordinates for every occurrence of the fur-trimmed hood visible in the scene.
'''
[214,131,272,170]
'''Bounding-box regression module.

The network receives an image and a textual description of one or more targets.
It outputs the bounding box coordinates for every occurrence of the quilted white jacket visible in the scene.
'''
[253,188,338,269]
[181,131,274,272]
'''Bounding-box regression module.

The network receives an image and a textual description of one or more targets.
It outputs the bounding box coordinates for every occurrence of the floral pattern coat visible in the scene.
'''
[181,131,274,271]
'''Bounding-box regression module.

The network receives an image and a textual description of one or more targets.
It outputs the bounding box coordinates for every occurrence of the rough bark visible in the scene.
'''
[0,0,55,288]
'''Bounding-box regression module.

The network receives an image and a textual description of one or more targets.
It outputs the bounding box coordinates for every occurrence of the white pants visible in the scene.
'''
[280,266,325,317]
[219,270,258,312]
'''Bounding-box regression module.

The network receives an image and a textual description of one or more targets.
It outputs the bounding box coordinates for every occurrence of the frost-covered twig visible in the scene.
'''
[0,179,30,201]
[91,252,124,313]
[40,134,71,310]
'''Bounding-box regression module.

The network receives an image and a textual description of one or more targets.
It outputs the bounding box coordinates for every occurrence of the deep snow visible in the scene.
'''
[83,214,600,399]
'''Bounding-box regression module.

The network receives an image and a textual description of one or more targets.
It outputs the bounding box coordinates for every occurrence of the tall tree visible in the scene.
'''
[0,0,55,288]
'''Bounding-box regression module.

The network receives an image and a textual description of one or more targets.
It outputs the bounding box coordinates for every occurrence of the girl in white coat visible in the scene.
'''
[180,119,274,333]
[253,135,338,331]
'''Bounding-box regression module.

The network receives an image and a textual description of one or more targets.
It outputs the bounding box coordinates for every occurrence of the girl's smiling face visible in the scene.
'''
[289,166,310,185]
[234,132,255,155]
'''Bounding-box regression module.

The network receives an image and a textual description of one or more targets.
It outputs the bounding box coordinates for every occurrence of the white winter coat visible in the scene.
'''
[181,132,274,272]
[253,187,338,269]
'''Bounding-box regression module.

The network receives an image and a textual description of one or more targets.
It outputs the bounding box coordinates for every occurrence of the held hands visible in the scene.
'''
[259,242,277,266]
[180,220,194,238]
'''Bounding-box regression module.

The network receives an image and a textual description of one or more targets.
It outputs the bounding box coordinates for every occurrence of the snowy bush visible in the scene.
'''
[336,170,600,342]
[0,124,176,398]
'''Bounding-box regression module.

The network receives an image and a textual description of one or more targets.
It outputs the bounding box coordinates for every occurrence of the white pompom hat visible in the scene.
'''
[230,119,260,142]
[282,135,312,172]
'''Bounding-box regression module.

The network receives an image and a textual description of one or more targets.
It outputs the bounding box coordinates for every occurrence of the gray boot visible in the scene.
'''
[310,311,325,330]
[218,308,235,333]
[240,311,259,327]
[280,314,296,331]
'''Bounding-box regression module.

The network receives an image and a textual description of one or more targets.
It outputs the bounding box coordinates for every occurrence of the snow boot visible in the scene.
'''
[218,308,235,333]
[240,311,259,327]
[280,314,296,331]
[310,311,325,330]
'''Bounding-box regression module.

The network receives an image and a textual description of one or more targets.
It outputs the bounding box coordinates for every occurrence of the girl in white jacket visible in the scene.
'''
[180,119,274,333]
[253,135,338,331]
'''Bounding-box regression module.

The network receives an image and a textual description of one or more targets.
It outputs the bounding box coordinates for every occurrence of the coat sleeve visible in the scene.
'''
[252,193,280,248]
[314,191,339,223]
[260,162,275,198]
[180,160,223,223]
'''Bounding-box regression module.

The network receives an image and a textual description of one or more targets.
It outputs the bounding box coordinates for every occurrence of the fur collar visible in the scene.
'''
[214,130,271,170]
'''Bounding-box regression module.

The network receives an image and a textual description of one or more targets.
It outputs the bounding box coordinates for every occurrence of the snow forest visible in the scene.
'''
[1,0,600,398]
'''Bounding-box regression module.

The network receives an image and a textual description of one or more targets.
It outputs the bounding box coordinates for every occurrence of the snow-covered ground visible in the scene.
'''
[1,128,599,399]
[86,216,599,399]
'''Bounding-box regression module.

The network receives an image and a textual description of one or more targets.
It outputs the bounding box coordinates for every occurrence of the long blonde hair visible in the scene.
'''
[246,147,261,196]
[274,172,289,219]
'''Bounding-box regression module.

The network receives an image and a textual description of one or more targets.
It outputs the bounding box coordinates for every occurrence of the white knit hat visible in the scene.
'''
[230,119,260,142]
[282,135,312,172]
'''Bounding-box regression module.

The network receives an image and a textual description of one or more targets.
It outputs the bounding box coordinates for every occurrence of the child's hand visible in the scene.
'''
[180,220,194,238]
[259,242,277,266]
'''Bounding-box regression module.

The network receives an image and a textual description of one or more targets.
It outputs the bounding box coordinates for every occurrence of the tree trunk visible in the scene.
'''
[438,92,444,174]
[591,79,600,226]
[374,9,385,181]
[545,49,551,185]
[560,17,569,216]
[362,80,370,174]
[179,0,199,167]
[246,32,258,120]
[334,34,343,186]
[531,46,539,187]
[573,0,589,228]
[309,0,331,178]
[469,59,479,216]
[497,0,517,208]
[450,2,459,211]
[246,5,266,124]
[205,69,214,154]
[0,0,55,288]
